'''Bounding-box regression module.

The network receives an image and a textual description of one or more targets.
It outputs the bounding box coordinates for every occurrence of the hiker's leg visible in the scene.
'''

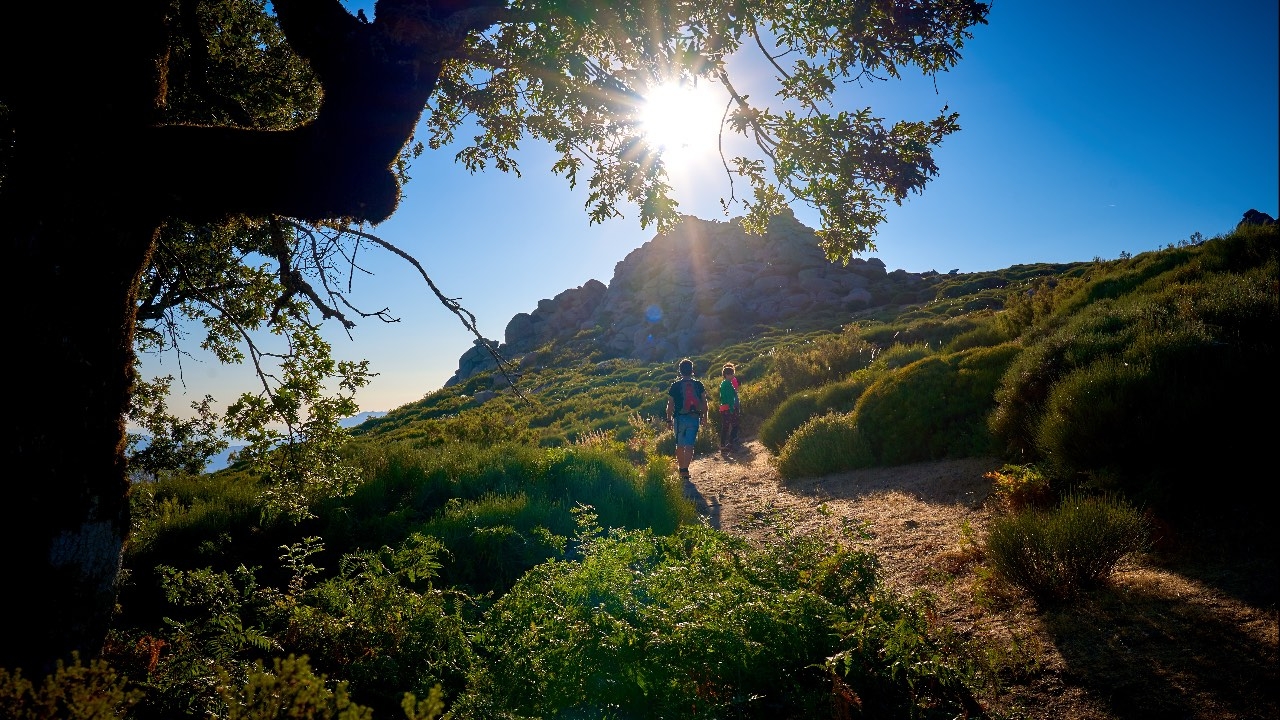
[674,416,697,471]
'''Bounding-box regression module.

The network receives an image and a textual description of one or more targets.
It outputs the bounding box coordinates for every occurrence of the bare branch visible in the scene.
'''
[343,226,527,400]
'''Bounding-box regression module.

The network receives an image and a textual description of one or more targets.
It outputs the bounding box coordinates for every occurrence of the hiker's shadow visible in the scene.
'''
[682,475,721,530]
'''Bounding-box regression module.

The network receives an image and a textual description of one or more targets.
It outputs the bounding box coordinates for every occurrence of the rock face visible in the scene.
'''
[445,212,937,386]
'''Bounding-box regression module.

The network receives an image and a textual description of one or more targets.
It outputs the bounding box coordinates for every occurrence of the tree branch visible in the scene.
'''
[343,226,526,399]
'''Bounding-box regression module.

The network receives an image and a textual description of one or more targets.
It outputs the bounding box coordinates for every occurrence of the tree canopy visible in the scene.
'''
[0,0,987,675]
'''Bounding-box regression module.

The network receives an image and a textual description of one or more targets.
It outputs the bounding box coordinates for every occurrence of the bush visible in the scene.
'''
[984,464,1052,511]
[758,391,820,452]
[813,371,877,412]
[854,344,1019,466]
[454,522,985,719]
[108,533,474,718]
[215,655,391,720]
[759,365,885,453]
[990,262,1279,517]
[0,654,143,720]
[768,331,878,394]
[985,493,1150,602]
[775,412,874,480]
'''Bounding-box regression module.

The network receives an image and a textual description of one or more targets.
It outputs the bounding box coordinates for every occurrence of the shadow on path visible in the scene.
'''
[681,474,721,529]
[1044,577,1278,720]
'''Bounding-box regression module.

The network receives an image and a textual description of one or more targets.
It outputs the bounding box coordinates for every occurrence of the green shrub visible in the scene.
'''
[995,275,1087,337]
[108,534,471,719]
[408,445,693,592]
[759,368,883,453]
[990,260,1279,516]
[0,654,143,720]
[454,522,984,718]
[769,330,878,391]
[812,371,877,412]
[746,330,879,414]
[126,439,697,663]
[775,412,874,480]
[758,391,820,452]
[985,493,1150,602]
[855,344,1019,466]
[215,655,386,720]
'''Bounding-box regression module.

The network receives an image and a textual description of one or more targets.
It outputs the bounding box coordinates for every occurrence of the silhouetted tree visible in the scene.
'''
[0,0,987,674]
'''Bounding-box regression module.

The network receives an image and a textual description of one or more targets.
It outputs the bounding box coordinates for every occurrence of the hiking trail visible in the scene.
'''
[676,435,1277,720]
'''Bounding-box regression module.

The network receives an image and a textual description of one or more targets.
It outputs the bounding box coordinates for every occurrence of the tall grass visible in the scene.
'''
[321,441,695,594]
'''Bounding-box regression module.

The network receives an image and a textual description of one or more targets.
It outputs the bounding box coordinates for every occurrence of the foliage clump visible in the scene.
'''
[454,519,986,718]
[984,464,1053,511]
[774,412,873,479]
[985,493,1150,602]
[0,653,142,720]
[774,343,1018,479]
[988,225,1279,519]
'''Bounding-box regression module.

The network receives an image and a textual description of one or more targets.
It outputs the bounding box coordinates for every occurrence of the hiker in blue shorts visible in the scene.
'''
[665,358,708,480]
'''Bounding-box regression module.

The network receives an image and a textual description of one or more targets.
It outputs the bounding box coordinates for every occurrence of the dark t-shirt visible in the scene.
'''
[668,377,707,415]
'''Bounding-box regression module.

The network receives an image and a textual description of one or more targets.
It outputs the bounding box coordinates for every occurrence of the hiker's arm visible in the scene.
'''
[665,396,674,423]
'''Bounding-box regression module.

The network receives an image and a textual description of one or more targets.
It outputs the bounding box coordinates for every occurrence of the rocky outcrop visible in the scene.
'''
[503,279,607,351]
[1238,208,1277,227]
[449,338,504,386]
[445,212,937,386]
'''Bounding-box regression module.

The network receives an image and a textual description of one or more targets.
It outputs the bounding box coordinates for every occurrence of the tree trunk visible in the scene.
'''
[0,0,459,675]
[0,220,157,676]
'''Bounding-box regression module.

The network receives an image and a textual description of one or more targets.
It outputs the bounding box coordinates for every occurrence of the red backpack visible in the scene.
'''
[679,378,703,414]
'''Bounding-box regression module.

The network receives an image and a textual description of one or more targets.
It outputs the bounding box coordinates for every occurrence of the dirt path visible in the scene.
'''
[680,438,1278,720]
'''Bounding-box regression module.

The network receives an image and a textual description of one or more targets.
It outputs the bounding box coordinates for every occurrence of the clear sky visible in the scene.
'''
[143,0,1279,418]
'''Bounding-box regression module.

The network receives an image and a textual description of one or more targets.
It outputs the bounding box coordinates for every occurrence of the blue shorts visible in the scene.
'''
[674,415,700,448]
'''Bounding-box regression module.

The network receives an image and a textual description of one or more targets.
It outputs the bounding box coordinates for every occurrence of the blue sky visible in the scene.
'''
[143,0,1279,417]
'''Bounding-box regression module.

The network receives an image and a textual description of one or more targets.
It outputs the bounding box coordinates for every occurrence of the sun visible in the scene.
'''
[638,81,725,170]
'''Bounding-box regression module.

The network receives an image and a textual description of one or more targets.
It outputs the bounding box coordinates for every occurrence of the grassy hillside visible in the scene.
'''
[353,221,1276,525]
[10,223,1274,719]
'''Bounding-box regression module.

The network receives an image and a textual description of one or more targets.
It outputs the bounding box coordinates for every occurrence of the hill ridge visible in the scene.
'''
[446,211,946,385]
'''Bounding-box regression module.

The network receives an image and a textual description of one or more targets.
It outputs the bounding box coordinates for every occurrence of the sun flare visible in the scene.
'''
[638,81,725,170]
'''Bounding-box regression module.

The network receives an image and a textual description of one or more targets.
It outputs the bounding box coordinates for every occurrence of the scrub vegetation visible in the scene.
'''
[2,223,1274,718]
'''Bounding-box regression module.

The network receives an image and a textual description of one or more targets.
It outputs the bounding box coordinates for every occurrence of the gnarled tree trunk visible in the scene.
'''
[0,0,462,675]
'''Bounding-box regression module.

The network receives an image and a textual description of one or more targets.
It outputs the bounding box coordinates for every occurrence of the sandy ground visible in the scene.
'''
[680,439,1278,720]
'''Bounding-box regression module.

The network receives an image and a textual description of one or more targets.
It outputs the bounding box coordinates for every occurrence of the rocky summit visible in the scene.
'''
[446,211,944,386]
